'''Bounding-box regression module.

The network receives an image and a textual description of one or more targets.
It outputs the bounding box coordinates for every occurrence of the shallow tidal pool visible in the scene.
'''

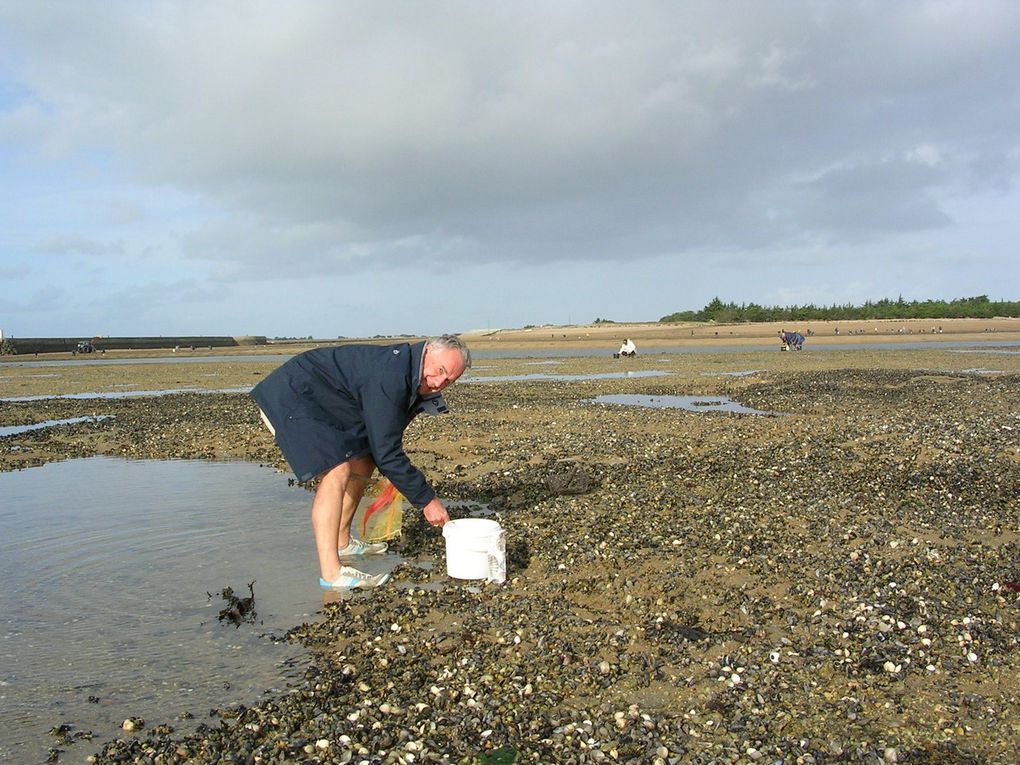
[590,393,783,416]
[0,457,340,763]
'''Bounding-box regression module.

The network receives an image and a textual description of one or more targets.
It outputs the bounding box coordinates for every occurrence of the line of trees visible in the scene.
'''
[660,295,1020,324]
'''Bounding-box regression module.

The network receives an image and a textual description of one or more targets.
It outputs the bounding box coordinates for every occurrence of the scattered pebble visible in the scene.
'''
[8,356,1018,763]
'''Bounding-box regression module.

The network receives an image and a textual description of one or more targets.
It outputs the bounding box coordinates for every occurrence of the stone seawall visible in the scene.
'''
[5,336,266,355]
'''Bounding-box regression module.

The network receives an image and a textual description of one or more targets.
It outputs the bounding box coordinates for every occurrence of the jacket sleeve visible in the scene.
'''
[359,381,436,509]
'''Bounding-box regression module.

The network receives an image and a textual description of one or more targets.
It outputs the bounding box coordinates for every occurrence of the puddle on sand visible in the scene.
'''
[0,354,296,369]
[2,386,251,402]
[464,370,672,383]
[0,457,484,763]
[0,415,112,438]
[0,457,322,764]
[445,498,493,517]
[591,394,783,416]
[952,349,1020,356]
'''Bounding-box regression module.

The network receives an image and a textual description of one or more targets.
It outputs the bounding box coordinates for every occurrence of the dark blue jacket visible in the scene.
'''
[251,342,435,508]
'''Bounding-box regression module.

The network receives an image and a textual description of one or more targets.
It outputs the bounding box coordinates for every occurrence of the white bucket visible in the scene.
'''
[442,518,506,583]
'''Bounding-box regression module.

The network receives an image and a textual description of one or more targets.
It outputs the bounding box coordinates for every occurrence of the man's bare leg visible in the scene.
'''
[310,458,377,582]
[336,457,375,551]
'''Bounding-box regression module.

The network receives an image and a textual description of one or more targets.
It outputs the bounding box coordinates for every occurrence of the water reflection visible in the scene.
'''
[953,349,1020,355]
[0,458,314,763]
[0,457,475,762]
[591,394,782,416]
[0,415,112,438]
[2,387,251,402]
[0,354,295,368]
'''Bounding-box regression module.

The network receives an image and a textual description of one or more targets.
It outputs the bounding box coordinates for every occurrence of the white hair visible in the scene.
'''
[428,334,471,369]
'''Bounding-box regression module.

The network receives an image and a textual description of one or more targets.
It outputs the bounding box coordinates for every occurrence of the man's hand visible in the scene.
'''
[422,498,450,527]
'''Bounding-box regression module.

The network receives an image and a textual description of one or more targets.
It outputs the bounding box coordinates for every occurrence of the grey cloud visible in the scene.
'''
[0,263,30,280]
[106,199,147,225]
[82,278,230,327]
[0,284,68,313]
[1,1,1018,278]
[785,158,952,240]
[31,236,125,257]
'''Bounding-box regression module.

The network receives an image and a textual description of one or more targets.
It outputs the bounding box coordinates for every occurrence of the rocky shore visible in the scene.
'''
[2,345,1019,763]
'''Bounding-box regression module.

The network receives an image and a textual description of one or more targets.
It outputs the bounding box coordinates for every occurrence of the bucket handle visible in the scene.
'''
[486,529,506,584]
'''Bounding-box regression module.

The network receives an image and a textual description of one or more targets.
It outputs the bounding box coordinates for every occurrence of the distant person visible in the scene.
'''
[615,338,637,358]
[779,330,804,351]
[251,335,471,590]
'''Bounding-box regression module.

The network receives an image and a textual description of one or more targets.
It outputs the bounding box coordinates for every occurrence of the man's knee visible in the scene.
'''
[320,456,375,486]
[347,456,376,483]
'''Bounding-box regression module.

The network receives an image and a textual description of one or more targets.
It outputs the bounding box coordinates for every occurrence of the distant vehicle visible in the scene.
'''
[74,340,96,354]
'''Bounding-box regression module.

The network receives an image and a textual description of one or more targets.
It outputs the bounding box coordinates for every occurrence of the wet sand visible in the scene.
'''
[2,331,1019,763]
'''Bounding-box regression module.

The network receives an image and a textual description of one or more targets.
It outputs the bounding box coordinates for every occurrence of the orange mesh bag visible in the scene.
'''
[354,477,405,542]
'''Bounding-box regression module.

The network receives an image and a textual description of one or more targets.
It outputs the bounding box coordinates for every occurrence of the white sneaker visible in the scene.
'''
[319,566,391,590]
[338,537,389,556]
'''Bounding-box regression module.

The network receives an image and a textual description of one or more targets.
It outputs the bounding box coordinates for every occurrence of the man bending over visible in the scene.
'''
[251,335,470,589]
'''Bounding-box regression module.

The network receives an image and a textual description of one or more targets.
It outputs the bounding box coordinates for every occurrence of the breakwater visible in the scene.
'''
[4,336,266,355]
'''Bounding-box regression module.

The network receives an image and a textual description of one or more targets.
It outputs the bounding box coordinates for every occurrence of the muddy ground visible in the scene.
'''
[2,343,1019,763]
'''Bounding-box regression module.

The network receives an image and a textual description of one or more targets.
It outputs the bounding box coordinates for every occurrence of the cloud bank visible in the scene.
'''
[1,1,1017,336]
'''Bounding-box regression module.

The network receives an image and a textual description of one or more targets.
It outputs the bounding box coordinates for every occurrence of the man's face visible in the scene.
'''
[419,345,467,395]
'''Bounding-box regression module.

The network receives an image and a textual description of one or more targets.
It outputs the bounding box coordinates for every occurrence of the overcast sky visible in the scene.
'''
[1,1,1018,339]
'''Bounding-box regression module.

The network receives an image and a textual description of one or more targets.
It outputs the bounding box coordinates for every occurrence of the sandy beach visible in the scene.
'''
[461,317,1020,352]
[2,329,1019,763]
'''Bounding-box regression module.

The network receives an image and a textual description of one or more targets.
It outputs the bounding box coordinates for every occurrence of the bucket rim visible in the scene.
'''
[442,517,502,536]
